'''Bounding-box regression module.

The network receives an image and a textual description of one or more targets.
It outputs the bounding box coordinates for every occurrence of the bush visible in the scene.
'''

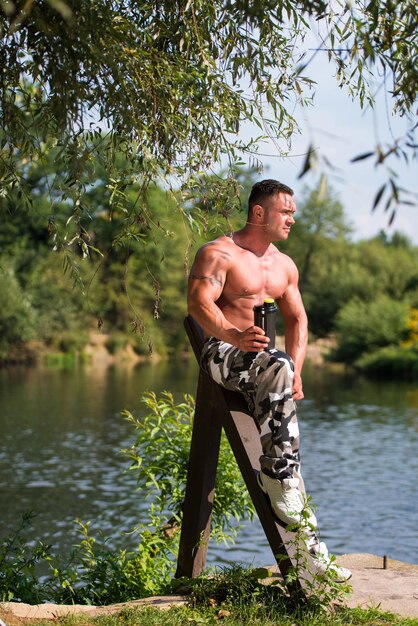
[122,391,255,539]
[0,260,37,361]
[0,512,52,603]
[332,295,409,363]
[356,345,418,379]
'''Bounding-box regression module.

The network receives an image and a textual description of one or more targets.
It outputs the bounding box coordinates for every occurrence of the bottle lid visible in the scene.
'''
[264,298,275,304]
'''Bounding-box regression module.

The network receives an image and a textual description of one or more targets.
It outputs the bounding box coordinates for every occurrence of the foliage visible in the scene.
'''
[403,308,418,348]
[0,512,52,603]
[354,237,418,302]
[294,178,353,242]
[280,185,418,340]
[299,1,418,215]
[0,166,198,358]
[1,168,418,368]
[332,294,409,363]
[351,306,418,378]
[122,391,255,541]
[1,0,417,261]
[28,257,89,351]
[0,250,90,361]
[48,518,179,604]
[0,392,255,604]
[0,258,37,361]
[0,0,316,253]
[355,345,418,379]
[0,512,178,604]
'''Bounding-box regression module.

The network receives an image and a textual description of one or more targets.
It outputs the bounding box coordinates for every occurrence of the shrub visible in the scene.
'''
[356,345,418,379]
[122,391,255,540]
[332,295,409,363]
[0,512,52,603]
[0,261,37,361]
[403,307,418,348]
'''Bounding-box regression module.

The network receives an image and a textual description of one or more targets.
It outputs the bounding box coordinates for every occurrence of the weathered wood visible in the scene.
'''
[176,315,315,591]
[175,367,223,578]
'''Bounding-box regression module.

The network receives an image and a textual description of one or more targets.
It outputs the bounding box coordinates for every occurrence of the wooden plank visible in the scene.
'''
[175,367,222,578]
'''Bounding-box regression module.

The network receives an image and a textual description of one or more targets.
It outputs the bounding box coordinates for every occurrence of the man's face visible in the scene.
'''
[263,192,296,241]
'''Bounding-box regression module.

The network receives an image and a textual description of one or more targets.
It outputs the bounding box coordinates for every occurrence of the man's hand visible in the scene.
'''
[292,370,304,401]
[235,326,270,352]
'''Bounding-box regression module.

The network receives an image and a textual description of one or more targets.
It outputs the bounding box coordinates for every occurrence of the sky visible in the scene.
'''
[239,49,418,244]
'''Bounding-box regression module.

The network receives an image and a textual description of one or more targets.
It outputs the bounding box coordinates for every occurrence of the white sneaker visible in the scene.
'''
[257,472,317,528]
[309,540,352,583]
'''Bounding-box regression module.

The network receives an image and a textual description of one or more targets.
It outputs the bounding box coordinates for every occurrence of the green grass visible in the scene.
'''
[5,604,418,626]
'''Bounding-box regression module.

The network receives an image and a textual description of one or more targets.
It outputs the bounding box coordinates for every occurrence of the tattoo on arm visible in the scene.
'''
[190,273,224,287]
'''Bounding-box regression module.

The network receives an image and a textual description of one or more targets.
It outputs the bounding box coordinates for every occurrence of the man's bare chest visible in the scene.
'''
[224,251,289,299]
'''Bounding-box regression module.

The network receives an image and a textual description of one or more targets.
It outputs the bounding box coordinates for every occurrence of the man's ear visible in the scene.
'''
[252,203,264,221]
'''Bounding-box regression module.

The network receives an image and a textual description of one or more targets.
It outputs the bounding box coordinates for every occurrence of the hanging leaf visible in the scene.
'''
[372,183,387,212]
[351,151,375,163]
[298,144,316,179]
[388,208,396,226]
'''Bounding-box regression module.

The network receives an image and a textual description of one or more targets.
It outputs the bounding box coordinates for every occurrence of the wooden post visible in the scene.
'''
[175,367,222,578]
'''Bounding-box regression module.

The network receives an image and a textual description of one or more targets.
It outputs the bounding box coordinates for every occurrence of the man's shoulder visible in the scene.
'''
[271,246,299,278]
[196,235,235,257]
[271,245,296,265]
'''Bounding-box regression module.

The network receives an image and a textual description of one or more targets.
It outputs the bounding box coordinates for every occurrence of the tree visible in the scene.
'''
[284,177,353,291]
[279,180,418,338]
[0,146,199,356]
[1,0,417,261]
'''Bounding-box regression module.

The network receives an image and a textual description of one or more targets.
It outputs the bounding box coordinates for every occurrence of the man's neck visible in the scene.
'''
[231,226,271,257]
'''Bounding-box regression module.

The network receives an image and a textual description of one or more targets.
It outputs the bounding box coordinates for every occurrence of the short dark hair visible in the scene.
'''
[248,179,294,213]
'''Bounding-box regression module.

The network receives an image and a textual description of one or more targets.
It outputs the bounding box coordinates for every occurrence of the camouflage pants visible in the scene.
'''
[200,338,301,481]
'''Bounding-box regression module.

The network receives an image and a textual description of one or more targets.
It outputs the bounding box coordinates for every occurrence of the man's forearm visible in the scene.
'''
[285,318,308,375]
[188,298,239,344]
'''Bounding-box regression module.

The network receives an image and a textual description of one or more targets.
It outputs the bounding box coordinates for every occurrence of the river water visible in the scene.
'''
[1,357,418,567]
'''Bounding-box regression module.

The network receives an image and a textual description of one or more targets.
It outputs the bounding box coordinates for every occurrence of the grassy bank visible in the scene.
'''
[2,560,418,626]
[2,604,418,626]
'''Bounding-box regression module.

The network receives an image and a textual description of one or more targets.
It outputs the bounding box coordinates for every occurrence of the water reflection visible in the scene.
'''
[1,357,417,568]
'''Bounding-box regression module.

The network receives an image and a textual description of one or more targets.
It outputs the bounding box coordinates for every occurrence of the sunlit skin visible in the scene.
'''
[187,191,308,400]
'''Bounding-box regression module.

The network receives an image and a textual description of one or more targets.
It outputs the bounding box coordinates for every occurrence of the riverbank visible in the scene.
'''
[2,332,160,369]
[1,554,417,623]
[1,331,338,369]
[83,333,337,368]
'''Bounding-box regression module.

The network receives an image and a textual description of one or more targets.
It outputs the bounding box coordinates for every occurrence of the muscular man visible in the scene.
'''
[187,179,351,581]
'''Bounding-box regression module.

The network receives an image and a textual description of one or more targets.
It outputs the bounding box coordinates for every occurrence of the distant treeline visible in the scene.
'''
[1,171,417,378]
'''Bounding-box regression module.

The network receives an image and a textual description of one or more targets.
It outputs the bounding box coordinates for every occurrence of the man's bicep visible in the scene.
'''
[278,264,306,321]
[188,269,224,292]
[278,283,306,320]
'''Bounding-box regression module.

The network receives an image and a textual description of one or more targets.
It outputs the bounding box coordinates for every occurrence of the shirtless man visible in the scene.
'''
[187,179,351,581]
